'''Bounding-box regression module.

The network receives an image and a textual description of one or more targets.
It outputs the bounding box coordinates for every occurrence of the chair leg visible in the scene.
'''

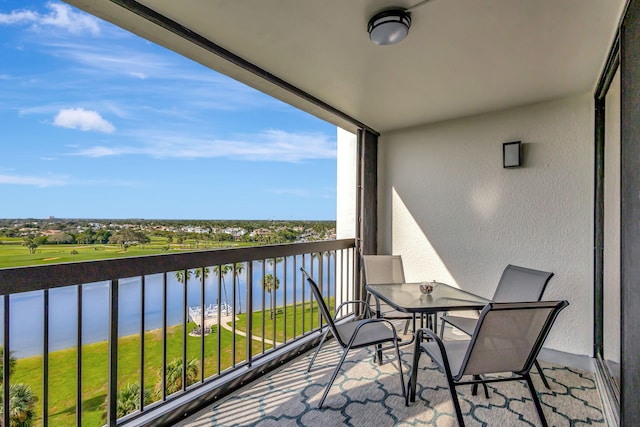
[393,339,407,403]
[481,380,489,399]
[318,346,350,408]
[407,338,423,404]
[525,373,549,427]
[439,318,446,338]
[448,383,466,427]
[471,375,490,398]
[308,327,329,372]
[403,319,410,335]
[535,360,551,389]
[471,375,479,395]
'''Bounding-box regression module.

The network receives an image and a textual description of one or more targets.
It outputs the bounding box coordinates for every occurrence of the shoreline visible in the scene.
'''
[14,320,204,360]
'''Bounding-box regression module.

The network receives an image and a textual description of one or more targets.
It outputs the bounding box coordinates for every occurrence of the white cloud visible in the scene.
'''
[75,146,119,158]
[128,72,147,80]
[0,10,38,25]
[70,129,336,162]
[41,41,270,110]
[0,2,100,35]
[53,108,115,133]
[0,173,67,187]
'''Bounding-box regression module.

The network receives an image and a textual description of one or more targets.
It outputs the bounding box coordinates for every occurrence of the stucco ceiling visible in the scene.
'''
[66,0,625,133]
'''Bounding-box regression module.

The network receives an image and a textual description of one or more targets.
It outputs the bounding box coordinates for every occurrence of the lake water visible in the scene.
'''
[2,255,338,358]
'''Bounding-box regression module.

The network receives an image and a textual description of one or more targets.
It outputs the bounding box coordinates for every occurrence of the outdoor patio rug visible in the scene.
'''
[177,340,605,426]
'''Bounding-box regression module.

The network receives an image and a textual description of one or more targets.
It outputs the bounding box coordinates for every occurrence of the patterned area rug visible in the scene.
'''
[178,340,604,426]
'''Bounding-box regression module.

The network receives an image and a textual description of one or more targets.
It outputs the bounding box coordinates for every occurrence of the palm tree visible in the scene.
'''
[175,268,208,285]
[266,257,284,270]
[233,262,245,314]
[213,265,231,312]
[2,383,38,427]
[174,269,192,284]
[261,274,280,319]
[156,358,199,396]
[0,347,17,383]
[194,267,210,280]
[103,383,151,420]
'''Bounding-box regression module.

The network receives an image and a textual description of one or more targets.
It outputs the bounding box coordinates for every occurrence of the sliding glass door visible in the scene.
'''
[602,68,621,393]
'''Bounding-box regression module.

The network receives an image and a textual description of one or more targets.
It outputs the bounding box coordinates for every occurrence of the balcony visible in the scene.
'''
[0,240,356,426]
[0,239,606,426]
[4,0,635,424]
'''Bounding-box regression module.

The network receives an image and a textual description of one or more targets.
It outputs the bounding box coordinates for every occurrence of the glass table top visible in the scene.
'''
[366,282,491,314]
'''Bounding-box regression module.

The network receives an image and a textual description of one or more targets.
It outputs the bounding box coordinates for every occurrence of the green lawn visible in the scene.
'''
[10,318,267,427]
[0,239,257,269]
[8,298,330,427]
[235,299,331,344]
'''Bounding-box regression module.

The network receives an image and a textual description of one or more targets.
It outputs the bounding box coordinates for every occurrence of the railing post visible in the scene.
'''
[216,267,222,375]
[3,295,10,427]
[261,261,266,354]
[246,261,253,366]
[43,289,49,427]
[140,276,146,411]
[200,271,205,380]
[107,279,119,426]
[318,252,324,327]
[182,270,188,391]
[162,273,167,401]
[283,257,287,344]
[76,285,82,427]
[231,263,237,366]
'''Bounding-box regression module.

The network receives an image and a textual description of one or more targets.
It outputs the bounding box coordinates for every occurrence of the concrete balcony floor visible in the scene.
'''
[177,326,604,426]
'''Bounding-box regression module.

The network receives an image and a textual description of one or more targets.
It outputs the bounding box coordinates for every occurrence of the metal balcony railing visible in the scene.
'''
[0,239,356,426]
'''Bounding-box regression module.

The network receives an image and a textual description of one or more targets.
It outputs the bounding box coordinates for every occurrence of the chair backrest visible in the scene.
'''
[457,300,569,379]
[363,255,405,285]
[492,264,554,302]
[301,268,348,348]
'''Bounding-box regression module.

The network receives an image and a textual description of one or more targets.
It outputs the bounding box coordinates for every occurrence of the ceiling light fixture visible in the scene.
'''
[367,8,411,45]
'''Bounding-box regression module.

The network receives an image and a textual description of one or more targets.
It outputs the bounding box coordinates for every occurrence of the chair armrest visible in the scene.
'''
[439,314,478,336]
[414,327,450,370]
[335,300,371,319]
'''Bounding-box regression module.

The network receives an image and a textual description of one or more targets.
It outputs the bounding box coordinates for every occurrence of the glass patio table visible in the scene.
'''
[366,282,491,340]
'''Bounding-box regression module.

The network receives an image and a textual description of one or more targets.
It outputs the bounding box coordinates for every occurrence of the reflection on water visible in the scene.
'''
[2,255,332,358]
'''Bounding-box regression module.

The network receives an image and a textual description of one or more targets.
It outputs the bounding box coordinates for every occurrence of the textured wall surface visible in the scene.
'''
[378,94,594,355]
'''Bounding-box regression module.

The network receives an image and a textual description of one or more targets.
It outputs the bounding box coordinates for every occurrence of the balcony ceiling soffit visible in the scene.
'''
[66,0,625,133]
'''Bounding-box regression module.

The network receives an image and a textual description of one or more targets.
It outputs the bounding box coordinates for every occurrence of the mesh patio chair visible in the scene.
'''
[408,300,569,427]
[363,255,414,334]
[440,264,554,388]
[301,268,406,408]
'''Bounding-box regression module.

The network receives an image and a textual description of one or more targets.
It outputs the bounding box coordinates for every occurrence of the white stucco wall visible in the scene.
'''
[336,128,357,239]
[378,94,594,355]
[603,70,620,363]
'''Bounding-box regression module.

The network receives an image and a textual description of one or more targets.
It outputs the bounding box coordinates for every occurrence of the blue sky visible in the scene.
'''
[0,1,338,220]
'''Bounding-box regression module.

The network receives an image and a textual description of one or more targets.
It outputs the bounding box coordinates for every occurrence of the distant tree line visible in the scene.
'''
[2,219,336,254]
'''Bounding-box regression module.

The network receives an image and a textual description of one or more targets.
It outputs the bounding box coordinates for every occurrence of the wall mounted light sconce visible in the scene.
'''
[503,141,522,168]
